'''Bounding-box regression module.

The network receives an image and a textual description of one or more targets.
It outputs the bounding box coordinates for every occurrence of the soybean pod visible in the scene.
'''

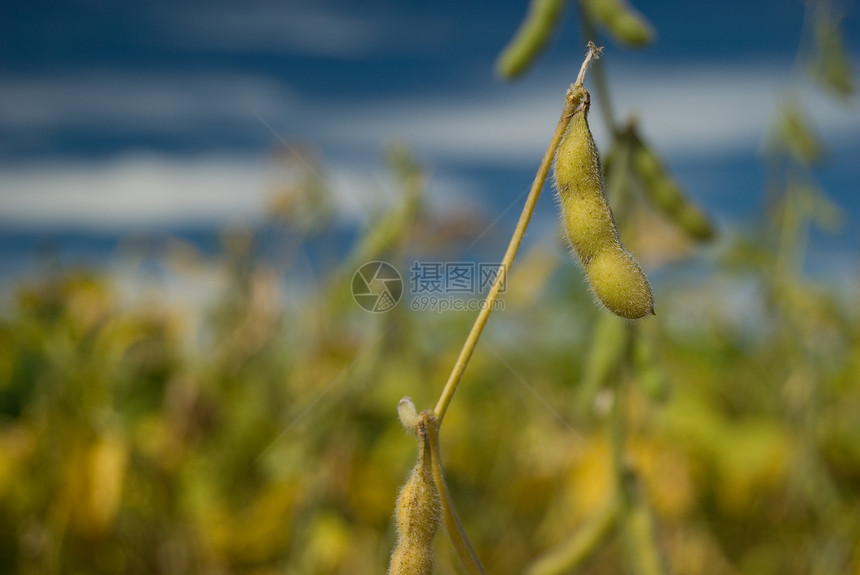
[388,416,441,575]
[496,0,565,79]
[580,0,654,47]
[555,89,654,320]
[628,128,715,242]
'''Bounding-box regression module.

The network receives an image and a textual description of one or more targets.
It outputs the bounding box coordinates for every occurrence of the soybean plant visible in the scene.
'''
[388,43,628,574]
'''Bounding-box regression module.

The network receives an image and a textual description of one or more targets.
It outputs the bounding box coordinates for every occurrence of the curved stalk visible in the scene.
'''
[434,43,601,423]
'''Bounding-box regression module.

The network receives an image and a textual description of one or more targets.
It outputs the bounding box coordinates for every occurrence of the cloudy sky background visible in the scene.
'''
[1,0,858,280]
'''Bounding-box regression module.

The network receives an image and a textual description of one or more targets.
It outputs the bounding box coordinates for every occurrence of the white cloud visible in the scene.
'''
[1,59,857,229]
[0,155,269,229]
[0,72,293,135]
[0,153,480,230]
[319,59,860,163]
[608,61,860,157]
[164,5,445,58]
[4,59,855,166]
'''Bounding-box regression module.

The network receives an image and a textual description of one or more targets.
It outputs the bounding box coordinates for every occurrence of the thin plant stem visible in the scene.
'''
[434,44,601,423]
[608,330,630,498]
[612,328,667,575]
[575,41,603,89]
[624,495,666,575]
[424,413,487,575]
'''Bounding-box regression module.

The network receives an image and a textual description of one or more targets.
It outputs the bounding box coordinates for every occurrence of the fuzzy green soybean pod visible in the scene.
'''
[586,248,654,319]
[496,0,565,79]
[389,418,441,575]
[629,131,715,241]
[555,90,654,320]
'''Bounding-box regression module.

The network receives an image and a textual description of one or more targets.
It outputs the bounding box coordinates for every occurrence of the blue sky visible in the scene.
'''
[1,0,858,279]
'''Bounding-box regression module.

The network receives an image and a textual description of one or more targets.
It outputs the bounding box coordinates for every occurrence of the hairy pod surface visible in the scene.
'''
[555,91,654,320]
[389,419,441,575]
[555,95,618,262]
[397,396,420,436]
[586,248,654,319]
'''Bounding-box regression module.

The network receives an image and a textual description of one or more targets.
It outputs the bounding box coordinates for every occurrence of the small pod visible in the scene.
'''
[580,0,654,47]
[496,0,565,79]
[630,134,715,241]
[397,396,420,436]
[389,419,441,575]
[555,90,654,320]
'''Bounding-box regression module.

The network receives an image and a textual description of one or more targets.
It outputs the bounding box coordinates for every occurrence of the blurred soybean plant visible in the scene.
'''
[494,1,713,574]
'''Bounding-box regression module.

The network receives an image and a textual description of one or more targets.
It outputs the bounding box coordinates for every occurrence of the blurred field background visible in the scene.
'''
[2,1,860,574]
